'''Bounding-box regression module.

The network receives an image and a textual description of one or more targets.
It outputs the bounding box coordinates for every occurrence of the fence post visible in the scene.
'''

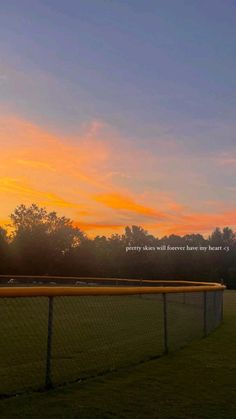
[163,293,168,354]
[45,296,54,389]
[203,291,207,337]
[221,290,224,323]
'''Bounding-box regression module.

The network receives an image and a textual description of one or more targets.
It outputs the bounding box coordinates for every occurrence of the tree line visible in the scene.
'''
[0,204,235,288]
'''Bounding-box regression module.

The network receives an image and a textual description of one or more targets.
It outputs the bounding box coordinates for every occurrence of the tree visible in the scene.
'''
[222,227,236,247]
[0,226,9,273]
[10,204,85,274]
[209,227,223,245]
[123,225,155,246]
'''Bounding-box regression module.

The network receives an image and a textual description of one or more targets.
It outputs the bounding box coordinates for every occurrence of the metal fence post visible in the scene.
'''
[221,290,224,323]
[163,293,168,354]
[203,291,207,337]
[45,296,54,389]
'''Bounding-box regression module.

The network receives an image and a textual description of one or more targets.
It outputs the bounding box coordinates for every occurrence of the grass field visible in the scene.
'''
[0,291,231,418]
[0,292,206,395]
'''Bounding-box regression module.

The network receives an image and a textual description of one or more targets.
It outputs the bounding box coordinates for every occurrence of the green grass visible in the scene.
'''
[0,291,232,418]
[0,293,204,394]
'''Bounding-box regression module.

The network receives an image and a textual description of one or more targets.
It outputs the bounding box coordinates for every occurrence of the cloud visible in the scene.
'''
[74,221,124,232]
[219,157,236,166]
[0,177,90,213]
[0,113,111,191]
[0,112,115,224]
[15,159,56,171]
[157,209,236,236]
[94,192,165,218]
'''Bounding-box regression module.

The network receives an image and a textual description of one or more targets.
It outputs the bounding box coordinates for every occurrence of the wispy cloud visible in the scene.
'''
[94,192,165,218]
[211,150,236,168]
[0,177,90,214]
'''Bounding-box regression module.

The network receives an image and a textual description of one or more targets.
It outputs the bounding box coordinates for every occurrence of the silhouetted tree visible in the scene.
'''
[0,227,9,273]
[10,204,85,274]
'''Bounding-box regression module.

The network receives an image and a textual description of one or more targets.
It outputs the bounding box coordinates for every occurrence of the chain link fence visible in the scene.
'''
[0,281,224,397]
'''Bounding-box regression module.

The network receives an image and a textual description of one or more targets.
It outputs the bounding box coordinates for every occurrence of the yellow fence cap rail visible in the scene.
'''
[0,282,225,298]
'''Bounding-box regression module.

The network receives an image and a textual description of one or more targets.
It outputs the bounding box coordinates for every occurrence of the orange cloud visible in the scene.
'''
[0,114,113,215]
[94,192,165,218]
[155,209,236,236]
[74,221,124,232]
[74,207,236,238]
[15,159,55,171]
[0,177,90,213]
[0,114,110,189]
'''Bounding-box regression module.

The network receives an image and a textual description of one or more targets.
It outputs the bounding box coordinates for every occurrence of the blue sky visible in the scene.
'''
[1,1,236,138]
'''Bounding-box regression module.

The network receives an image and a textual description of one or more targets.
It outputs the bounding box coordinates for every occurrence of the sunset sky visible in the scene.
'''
[1,1,236,237]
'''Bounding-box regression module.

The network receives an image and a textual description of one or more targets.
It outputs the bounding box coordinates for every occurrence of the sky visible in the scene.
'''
[0,0,236,237]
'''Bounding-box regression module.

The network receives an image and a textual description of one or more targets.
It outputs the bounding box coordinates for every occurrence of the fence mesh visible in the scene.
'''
[205,290,223,334]
[0,289,223,396]
[167,292,204,350]
[0,297,48,395]
[51,295,163,386]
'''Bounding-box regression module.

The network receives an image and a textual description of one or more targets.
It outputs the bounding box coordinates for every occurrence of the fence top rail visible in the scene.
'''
[0,283,225,297]
[0,275,224,286]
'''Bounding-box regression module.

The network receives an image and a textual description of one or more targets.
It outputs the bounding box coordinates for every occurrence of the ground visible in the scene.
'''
[0,291,235,418]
